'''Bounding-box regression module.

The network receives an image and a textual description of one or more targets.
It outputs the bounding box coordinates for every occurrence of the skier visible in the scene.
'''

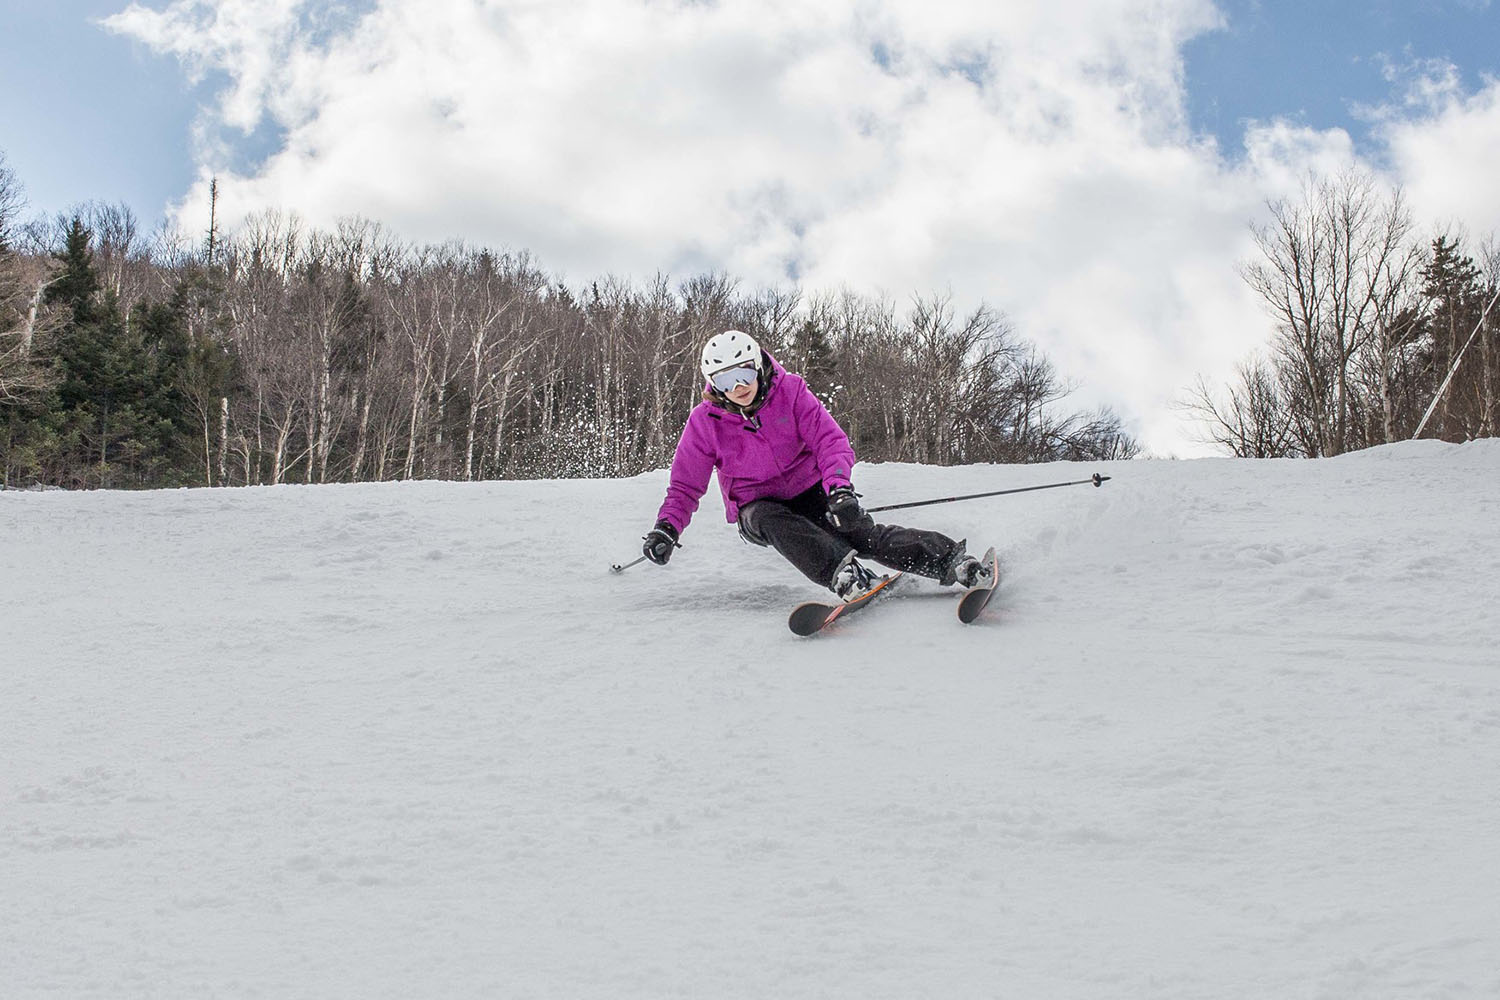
[641,329,993,602]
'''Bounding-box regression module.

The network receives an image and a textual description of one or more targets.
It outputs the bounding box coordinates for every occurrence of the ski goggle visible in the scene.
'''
[708,364,759,393]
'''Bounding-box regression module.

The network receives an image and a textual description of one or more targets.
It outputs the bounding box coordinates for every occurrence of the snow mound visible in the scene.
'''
[4,442,1499,998]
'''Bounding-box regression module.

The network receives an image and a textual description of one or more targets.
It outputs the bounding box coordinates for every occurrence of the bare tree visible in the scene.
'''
[457,249,540,480]
[221,210,303,483]
[293,227,379,483]
[0,294,59,407]
[1180,358,1299,457]
[1241,171,1418,455]
[635,274,698,466]
[1480,238,1500,438]
[898,294,1014,464]
[386,243,471,479]
[0,152,25,251]
[0,159,61,436]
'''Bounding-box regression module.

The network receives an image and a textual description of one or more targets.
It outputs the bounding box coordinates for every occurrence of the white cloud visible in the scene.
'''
[104,0,314,129]
[1379,71,1500,236]
[100,0,1500,457]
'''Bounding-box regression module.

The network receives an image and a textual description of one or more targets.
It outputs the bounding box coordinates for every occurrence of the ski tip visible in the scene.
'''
[787,571,905,636]
[956,549,1001,624]
[788,601,836,636]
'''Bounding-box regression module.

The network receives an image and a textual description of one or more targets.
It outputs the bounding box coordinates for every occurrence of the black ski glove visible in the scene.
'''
[642,520,681,565]
[825,486,869,531]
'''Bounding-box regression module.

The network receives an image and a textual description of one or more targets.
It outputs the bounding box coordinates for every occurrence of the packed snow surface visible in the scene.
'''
[4,441,1500,998]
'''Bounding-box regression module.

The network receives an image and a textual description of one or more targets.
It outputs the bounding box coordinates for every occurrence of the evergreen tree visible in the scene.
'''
[1417,236,1485,440]
[168,269,238,486]
[46,219,101,325]
[135,289,203,483]
[792,317,836,403]
[42,217,184,486]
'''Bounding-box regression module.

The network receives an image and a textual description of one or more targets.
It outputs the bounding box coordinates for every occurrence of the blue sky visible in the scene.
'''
[1,1,198,217]
[1183,0,1498,157]
[2,0,1498,455]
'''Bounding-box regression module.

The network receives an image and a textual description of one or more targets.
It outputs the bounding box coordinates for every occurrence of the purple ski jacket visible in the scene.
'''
[656,354,855,533]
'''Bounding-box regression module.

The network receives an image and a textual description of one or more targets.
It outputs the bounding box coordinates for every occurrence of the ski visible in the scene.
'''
[956,547,1000,624]
[788,572,905,636]
[787,547,999,635]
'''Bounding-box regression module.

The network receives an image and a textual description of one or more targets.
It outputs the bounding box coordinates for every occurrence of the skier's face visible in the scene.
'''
[725,379,758,407]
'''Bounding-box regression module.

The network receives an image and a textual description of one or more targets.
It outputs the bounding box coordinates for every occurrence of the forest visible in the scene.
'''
[0,158,1134,490]
[3,154,1496,490]
[1185,171,1499,458]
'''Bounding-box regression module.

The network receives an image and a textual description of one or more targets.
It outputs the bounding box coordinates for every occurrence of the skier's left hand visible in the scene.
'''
[825,485,869,531]
[642,520,681,565]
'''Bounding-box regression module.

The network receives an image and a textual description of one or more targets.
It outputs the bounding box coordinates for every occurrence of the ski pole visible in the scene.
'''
[865,472,1111,514]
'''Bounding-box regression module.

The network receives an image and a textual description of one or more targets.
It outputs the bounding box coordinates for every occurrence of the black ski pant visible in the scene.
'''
[737,485,962,589]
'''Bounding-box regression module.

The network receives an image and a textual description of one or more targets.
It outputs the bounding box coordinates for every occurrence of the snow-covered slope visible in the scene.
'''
[4,441,1499,999]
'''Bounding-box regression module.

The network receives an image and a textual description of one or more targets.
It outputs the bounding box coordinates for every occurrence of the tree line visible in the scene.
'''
[1185,169,1500,457]
[0,154,1135,490]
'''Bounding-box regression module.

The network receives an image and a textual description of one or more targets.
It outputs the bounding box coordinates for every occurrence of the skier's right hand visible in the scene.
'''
[642,520,680,565]
[824,485,869,531]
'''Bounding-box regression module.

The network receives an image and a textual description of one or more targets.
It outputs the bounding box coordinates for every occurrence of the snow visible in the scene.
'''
[4,440,1500,998]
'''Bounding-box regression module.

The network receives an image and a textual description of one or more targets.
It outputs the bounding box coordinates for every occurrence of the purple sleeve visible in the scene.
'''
[790,377,855,491]
[655,409,716,534]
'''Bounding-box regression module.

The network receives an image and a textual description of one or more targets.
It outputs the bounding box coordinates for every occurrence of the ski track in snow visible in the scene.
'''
[3,440,1499,998]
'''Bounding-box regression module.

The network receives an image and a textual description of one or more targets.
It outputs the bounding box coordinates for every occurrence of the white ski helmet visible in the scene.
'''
[700,330,762,381]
